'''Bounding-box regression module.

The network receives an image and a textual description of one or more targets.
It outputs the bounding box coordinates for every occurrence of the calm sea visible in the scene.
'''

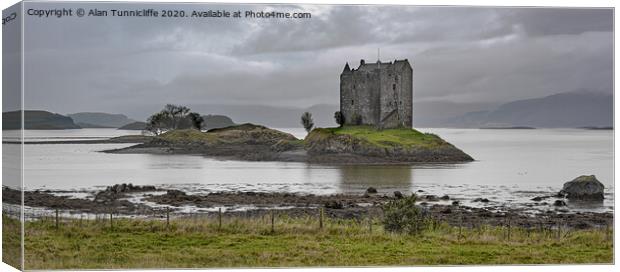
[2,128,614,213]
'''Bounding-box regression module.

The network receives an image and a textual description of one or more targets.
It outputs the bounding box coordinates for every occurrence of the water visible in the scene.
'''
[2,128,614,213]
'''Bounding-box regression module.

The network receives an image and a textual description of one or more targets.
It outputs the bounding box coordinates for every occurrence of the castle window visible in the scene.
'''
[395,75,399,82]
[351,99,354,105]
[392,84,396,91]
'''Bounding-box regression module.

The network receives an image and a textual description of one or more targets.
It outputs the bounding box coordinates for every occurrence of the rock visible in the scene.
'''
[393,191,403,199]
[423,195,439,201]
[440,207,452,214]
[417,189,424,193]
[559,175,604,200]
[166,190,187,198]
[324,201,344,209]
[365,187,378,194]
[531,196,544,201]
[473,198,490,203]
[553,200,567,207]
[451,201,459,206]
[439,195,450,200]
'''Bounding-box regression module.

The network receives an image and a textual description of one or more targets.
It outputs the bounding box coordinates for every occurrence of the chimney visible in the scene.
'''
[360,59,365,66]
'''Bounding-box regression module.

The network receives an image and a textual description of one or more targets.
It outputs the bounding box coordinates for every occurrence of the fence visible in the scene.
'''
[2,203,613,243]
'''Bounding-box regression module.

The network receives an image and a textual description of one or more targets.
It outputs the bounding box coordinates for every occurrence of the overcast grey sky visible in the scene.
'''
[15,2,613,119]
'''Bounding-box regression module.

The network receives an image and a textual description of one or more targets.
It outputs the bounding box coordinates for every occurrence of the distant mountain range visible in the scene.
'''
[3,110,80,130]
[430,91,613,128]
[2,91,612,130]
[67,112,137,128]
[184,104,340,128]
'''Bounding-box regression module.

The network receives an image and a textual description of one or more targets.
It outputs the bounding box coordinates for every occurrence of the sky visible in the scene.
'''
[7,2,614,120]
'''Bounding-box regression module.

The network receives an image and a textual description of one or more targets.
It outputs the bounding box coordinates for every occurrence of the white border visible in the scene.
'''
[0,0,617,272]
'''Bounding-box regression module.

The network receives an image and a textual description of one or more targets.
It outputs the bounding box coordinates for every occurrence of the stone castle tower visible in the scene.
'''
[340,59,413,129]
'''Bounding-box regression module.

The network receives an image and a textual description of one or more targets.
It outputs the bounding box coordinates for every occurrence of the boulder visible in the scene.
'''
[559,175,604,200]
[365,187,378,194]
[324,201,344,209]
[440,207,452,214]
[473,198,490,203]
[553,200,567,207]
[439,195,450,200]
[393,191,403,199]
[423,195,439,201]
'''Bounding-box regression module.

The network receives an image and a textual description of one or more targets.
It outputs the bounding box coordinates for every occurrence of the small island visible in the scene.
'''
[105,124,473,164]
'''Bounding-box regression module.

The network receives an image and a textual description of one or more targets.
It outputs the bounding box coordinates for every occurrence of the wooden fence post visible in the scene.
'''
[319,208,324,230]
[271,210,275,233]
[55,209,59,230]
[218,208,222,229]
[507,216,511,241]
[109,210,113,231]
[166,207,170,229]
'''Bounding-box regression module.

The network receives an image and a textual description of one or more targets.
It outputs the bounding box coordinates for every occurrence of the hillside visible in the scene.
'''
[203,115,235,130]
[68,112,136,128]
[118,121,147,130]
[438,91,613,128]
[2,110,80,130]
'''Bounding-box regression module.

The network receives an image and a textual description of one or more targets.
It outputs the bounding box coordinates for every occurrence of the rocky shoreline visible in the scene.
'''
[3,185,611,230]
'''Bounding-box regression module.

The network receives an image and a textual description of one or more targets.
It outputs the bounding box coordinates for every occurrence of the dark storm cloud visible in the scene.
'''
[18,2,613,120]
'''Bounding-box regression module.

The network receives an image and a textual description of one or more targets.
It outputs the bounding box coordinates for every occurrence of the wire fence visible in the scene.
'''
[2,203,613,243]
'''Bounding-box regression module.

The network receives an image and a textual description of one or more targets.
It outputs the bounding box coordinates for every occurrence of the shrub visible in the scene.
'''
[382,194,430,235]
[301,112,314,132]
[334,111,344,127]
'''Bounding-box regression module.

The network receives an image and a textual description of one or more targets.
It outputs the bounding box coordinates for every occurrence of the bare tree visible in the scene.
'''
[143,105,204,135]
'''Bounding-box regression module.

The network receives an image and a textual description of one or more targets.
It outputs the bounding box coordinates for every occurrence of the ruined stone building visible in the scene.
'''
[340,59,413,129]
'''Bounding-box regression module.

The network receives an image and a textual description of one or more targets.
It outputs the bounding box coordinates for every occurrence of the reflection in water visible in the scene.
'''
[337,165,413,192]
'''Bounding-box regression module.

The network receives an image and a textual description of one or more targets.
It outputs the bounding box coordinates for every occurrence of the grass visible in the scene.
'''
[9,214,612,269]
[310,126,448,149]
[2,212,21,269]
[157,129,217,144]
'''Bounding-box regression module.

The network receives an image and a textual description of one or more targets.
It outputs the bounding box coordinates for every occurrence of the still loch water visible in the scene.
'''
[3,128,614,213]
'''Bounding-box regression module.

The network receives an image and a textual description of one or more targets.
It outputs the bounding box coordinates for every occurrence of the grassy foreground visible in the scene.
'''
[7,214,613,269]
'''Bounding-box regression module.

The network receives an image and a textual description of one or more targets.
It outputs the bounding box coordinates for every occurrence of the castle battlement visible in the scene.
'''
[340,58,413,129]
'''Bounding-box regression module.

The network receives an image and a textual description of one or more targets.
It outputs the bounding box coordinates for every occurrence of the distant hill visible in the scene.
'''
[438,91,613,128]
[76,122,113,128]
[118,121,147,130]
[68,112,136,128]
[203,115,235,130]
[186,104,339,128]
[2,110,80,130]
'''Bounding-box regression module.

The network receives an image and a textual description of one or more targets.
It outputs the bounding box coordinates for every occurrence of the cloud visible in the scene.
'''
[19,2,613,120]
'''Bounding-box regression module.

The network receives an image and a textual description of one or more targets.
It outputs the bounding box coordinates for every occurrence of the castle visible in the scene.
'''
[340,59,413,129]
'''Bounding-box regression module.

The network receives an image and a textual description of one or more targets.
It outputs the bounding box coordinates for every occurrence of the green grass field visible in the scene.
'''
[310,126,449,148]
[5,214,612,269]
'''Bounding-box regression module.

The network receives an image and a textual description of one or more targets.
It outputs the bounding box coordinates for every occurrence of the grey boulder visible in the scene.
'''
[560,175,604,200]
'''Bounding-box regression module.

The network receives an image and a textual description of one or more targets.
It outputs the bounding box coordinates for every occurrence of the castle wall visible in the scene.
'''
[341,69,379,126]
[340,59,412,129]
[401,63,413,128]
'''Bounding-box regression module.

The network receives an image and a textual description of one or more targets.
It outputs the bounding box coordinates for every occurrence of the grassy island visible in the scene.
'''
[308,126,449,148]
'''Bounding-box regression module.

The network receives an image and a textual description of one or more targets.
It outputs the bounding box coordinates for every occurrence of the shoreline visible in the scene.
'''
[3,186,612,230]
